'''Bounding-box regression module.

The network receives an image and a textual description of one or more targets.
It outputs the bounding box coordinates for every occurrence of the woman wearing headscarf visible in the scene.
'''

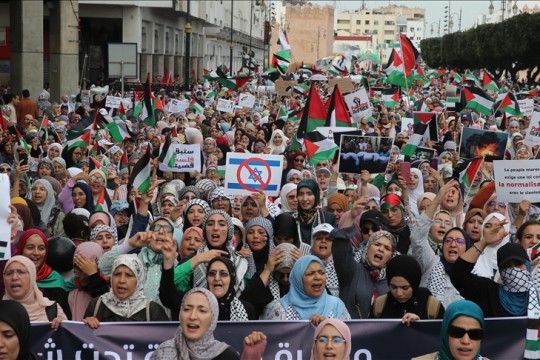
[278,183,298,213]
[83,254,168,328]
[463,208,487,244]
[179,185,201,202]
[273,212,312,256]
[12,201,34,231]
[45,142,63,161]
[3,256,66,328]
[310,318,352,360]
[295,179,336,244]
[68,242,109,321]
[472,213,510,280]
[151,288,241,360]
[325,193,349,224]
[244,217,275,276]
[0,300,43,359]
[380,193,412,254]
[370,255,444,321]
[269,129,288,155]
[16,229,71,318]
[331,229,396,318]
[412,300,486,360]
[71,182,95,213]
[183,199,211,231]
[408,168,425,217]
[261,255,350,321]
[30,179,65,236]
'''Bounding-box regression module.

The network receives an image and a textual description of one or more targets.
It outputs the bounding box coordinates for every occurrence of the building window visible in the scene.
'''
[384,21,395,25]
[372,29,378,34]
[337,20,350,24]
[384,30,393,34]
[409,27,414,32]
[374,20,379,25]
[365,20,370,24]
[356,20,361,24]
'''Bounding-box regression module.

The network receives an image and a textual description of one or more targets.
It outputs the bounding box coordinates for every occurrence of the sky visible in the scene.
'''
[312,1,540,32]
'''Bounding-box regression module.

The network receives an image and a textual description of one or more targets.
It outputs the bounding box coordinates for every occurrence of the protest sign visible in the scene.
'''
[344,88,372,123]
[518,98,534,117]
[401,117,414,137]
[275,79,297,96]
[316,127,360,144]
[168,99,189,114]
[493,159,540,202]
[405,146,436,163]
[253,97,266,112]
[158,144,201,173]
[459,127,508,162]
[238,93,256,108]
[216,98,234,113]
[523,112,540,148]
[105,95,122,109]
[338,135,393,174]
[80,90,90,107]
[0,174,10,259]
[224,153,283,196]
[328,77,354,94]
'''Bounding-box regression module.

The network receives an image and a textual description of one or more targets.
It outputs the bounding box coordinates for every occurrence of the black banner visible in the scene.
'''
[31,318,526,359]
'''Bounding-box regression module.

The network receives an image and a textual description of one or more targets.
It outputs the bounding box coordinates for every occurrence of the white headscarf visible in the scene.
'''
[472,212,510,280]
[269,129,289,154]
[279,183,297,213]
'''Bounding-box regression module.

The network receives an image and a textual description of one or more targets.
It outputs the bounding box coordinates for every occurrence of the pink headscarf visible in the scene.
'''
[310,318,351,360]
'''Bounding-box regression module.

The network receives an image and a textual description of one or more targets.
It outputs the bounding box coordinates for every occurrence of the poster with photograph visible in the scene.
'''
[337,135,394,174]
[405,147,436,163]
[459,127,508,162]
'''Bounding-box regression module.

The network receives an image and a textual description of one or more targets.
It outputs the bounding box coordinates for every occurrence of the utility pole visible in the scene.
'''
[230,0,234,72]
[184,0,191,91]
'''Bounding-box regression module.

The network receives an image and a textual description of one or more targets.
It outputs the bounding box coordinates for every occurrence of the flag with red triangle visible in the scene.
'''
[142,73,156,126]
[120,151,129,170]
[461,157,483,188]
[296,83,327,140]
[325,85,352,127]
[161,68,169,85]
[463,86,494,116]
[94,188,106,211]
[482,70,499,92]
[66,129,91,150]
[15,128,31,151]
[496,92,523,117]
[304,130,338,165]
[399,33,420,78]
[168,73,174,87]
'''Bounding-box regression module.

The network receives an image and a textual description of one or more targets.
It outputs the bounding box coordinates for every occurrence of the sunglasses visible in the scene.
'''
[207,270,230,278]
[361,225,380,234]
[448,325,484,340]
[151,224,174,233]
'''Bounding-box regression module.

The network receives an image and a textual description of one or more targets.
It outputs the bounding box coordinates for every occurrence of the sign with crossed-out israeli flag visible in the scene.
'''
[224,153,283,196]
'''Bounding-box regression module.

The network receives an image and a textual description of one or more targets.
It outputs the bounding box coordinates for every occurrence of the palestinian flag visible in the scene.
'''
[142,73,156,126]
[106,120,134,143]
[461,157,483,188]
[518,87,538,98]
[94,188,106,211]
[413,112,435,125]
[278,105,288,120]
[117,101,127,121]
[463,86,494,116]
[66,129,91,150]
[158,134,171,164]
[89,157,108,176]
[325,85,352,127]
[128,146,152,194]
[39,115,49,139]
[296,84,327,140]
[15,128,31,151]
[206,91,217,100]
[191,99,204,114]
[414,64,425,81]
[482,70,499,92]
[304,130,338,165]
[119,152,129,170]
[288,108,303,122]
[382,87,400,108]
[215,76,252,91]
[399,33,420,78]
[293,83,309,96]
[161,68,169,85]
[497,92,523,116]
[272,51,291,75]
[452,72,463,83]
[463,72,481,87]
[401,122,429,156]
[383,49,413,88]
[133,91,144,118]
[278,27,291,52]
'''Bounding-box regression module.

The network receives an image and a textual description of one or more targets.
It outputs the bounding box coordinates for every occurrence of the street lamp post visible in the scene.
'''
[448,9,462,33]
[184,0,191,91]
[230,0,234,72]
[429,20,441,37]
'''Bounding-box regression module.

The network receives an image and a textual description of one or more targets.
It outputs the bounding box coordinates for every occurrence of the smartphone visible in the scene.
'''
[20,153,28,166]
[400,161,411,183]
[430,158,438,170]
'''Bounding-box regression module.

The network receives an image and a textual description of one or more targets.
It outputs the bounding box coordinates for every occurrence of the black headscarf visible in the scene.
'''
[206,256,237,320]
[441,227,471,274]
[0,300,36,360]
[273,213,300,247]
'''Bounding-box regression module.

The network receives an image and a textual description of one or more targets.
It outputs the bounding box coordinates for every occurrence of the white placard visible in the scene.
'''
[238,93,256,108]
[105,95,122,109]
[216,99,234,113]
[168,99,190,114]
[518,99,534,117]
[493,159,540,203]
[523,112,540,148]
[344,88,372,122]
[0,174,11,260]
[81,90,90,107]
[316,127,359,141]
[401,118,414,137]
[224,153,283,196]
[159,144,201,173]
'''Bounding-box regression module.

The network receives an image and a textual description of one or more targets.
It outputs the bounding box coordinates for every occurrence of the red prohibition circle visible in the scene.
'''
[236,157,271,192]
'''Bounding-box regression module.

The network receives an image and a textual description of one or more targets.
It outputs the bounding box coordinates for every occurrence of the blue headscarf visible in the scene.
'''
[280,255,345,320]
[73,182,95,213]
[439,300,484,360]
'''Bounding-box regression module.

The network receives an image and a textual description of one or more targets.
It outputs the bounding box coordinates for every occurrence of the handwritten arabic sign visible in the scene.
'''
[105,95,122,109]
[216,99,234,113]
[158,144,201,173]
[238,93,256,108]
[224,153,283,196]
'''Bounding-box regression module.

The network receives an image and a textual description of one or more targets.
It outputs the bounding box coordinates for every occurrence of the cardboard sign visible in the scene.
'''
[238,93,256,108]
[168,99,190,114]
[524,112,540,148]
[493,159,540,202]
[224,153,283,196]
[328,78,354,94]
[459,127,508,162]
[105,96,122,109]
[275,80,298,96]
[337,134,393,174]
[216,99,234,113]
[0,174,11,259]
[518,98,534,117]
[344,88,372,123]
[158,144,201,173]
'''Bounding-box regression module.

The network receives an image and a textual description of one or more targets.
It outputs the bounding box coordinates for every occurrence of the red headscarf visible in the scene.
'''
[16,229,53,281]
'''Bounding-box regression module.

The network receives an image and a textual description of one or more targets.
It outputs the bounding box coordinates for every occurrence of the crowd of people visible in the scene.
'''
[0,67,539,359]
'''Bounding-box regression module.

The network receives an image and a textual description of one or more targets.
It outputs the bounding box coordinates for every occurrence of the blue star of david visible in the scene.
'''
[248,167,263,182]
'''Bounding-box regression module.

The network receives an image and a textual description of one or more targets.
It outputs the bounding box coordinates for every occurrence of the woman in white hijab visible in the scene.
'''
[269,129,289,155]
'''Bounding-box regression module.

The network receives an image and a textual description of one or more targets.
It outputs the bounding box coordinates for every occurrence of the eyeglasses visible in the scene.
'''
[361,225,380,234]
[0,167,11,173]
[315,336,346,345]
[487,201,506,209]
[433,219,453,227]
[90,175,105,183]
[208,270,230,278]
[448,325,484,340]
[73,151,83,156]
[4,269,30,277]
[444,237,466,246]
[151,224,174,233]
[212,196,229,204]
